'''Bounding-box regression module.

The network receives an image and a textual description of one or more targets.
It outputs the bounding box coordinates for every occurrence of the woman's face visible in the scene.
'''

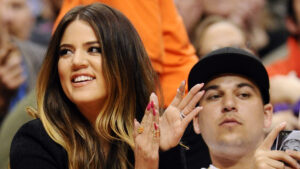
[58,20,107,120]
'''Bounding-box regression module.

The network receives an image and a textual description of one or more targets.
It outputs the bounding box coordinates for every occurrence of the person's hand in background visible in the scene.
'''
[270,72,300,104]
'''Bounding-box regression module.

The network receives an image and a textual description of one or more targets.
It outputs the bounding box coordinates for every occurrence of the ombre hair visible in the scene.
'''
[36,3,157,169]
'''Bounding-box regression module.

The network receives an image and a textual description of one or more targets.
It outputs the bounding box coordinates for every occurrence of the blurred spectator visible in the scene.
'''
[192,16,250,57]
[1,0,35,40]
[30,0,62,46]
[1,0,62,46]
[265,0,300,131]
[176,0,269,53]
[0,0,46,124]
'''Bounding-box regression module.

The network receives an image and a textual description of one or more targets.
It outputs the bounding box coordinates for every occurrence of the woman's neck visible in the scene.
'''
[210,149,255,169]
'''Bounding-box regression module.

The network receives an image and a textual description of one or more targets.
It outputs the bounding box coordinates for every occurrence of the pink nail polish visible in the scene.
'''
[147,103,151,111]
[150,101,154,108]
[154,123,158,130]
[153,109,156,116]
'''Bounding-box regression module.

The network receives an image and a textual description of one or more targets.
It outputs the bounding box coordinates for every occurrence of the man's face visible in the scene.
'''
[1,0,34,40]
[193,75,272,156]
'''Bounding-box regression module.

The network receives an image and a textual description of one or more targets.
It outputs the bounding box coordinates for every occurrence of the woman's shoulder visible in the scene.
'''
[12,118,54,145]
[16,118,44,132]
[10,119,68,169]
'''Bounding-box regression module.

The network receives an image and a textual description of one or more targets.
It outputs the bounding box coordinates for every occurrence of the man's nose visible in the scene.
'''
[222,94,237,113]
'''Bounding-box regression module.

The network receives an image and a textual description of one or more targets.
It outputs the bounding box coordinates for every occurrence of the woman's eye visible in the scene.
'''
[88,47,102,53]
[58,49,72,56]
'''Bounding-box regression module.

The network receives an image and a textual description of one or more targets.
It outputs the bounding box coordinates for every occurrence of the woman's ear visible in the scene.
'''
[263,103,273,128]
[193,114,201,134]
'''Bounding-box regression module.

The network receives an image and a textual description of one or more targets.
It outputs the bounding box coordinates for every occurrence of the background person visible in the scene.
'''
[0,0,45,124]
[192,16,250,58]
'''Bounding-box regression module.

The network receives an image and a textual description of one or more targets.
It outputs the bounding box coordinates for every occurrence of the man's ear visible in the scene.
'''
[193,114,201,134]
[263,103,273,128]
[286,17,299,35]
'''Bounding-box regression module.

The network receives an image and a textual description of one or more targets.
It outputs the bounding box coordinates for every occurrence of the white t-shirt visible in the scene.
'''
[201,164,219,169]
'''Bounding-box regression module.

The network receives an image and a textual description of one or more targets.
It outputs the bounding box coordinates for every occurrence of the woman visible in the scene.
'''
[10,3,204,169]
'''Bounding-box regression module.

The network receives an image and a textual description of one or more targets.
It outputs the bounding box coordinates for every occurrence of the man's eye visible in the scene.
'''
[88,47,102,53]
[238,93,250,99]
[58,49,72,56]
[207,95,220,101]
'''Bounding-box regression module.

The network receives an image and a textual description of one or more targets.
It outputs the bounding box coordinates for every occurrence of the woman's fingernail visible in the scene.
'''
[147,103,151,111]
[154,122,158,130]
[150,101,154,108]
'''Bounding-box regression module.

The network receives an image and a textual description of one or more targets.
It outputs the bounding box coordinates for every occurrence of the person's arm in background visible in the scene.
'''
[174,0,203,34]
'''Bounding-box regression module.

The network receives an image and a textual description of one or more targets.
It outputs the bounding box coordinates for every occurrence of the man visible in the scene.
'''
[188,47,300,169]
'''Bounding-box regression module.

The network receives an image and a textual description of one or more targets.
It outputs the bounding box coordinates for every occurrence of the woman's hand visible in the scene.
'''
[159,81,204,151]
[254,122,300,169]
[134,93,160,169]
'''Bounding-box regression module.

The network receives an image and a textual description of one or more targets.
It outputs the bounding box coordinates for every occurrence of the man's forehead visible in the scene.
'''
[204,74,258,90]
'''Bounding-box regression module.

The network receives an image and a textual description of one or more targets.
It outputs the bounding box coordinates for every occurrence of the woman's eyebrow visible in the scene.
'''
[85,41,100,45]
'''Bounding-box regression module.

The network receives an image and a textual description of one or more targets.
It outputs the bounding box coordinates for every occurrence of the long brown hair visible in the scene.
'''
[36,3,157,169]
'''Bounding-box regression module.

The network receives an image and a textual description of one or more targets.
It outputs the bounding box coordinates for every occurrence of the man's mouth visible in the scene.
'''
[219,117,242,126]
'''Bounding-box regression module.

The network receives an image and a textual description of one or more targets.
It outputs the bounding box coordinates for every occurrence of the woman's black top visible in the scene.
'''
[10,119,211,169]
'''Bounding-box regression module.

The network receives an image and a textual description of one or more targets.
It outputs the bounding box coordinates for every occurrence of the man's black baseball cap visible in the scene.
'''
[188,47,270,104]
